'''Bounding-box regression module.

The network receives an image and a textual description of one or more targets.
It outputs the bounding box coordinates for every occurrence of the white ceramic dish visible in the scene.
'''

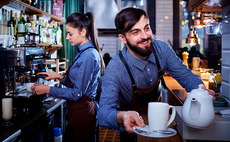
[133,125,177,138]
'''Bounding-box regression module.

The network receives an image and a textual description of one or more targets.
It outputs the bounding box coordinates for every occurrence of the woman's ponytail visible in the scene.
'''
[86,12,105,74]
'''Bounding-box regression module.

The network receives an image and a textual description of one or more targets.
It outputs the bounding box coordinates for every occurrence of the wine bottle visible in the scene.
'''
[18,10,26,33]
[7,10,15,37]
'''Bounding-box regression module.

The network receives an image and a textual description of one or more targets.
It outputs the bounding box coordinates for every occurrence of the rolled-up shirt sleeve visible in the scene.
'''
[154,40,203,92]
[97,59,125,131]
[60,76,68,86]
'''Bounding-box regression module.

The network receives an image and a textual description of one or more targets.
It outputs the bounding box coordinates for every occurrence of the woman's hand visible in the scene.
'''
[31,83,50,95]
[37,72,63,80]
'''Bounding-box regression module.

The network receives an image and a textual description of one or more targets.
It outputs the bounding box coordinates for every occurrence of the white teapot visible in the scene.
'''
[182,84,215,129]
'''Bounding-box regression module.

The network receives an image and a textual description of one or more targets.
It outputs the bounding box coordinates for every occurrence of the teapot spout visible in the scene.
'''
[189,98,201,120]
[191,98,196,102]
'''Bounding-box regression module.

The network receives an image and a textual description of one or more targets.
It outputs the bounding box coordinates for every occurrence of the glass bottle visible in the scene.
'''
[208,72,215,91]
[182,51,189,68]
[0,9,4,35]
[56,22,62,45]
[44,20,49,43]
[46,0,51,14]
[25,16,31,33]
[52,22,57,44]
[43,0,46,12]
[39,19,44,43]
[18,10,26,33]
[47,20,53,44]
[26,0,31,5]
[14,12,18,37]
[3,9,8,35]
[7,10,15,37]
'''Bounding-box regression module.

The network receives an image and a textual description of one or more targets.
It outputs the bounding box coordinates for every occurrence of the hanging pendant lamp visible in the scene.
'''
[192,11,204,29]
[186,28,200,46]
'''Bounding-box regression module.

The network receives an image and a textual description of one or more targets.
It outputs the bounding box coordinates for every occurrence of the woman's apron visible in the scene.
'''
[63,47,96,142]
[118,50,162,142]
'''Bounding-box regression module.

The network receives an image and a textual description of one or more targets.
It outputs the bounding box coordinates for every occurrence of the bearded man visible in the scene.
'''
[97,7,215,142]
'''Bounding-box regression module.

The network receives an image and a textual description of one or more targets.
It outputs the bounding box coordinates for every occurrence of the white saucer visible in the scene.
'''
[133,125,177,138]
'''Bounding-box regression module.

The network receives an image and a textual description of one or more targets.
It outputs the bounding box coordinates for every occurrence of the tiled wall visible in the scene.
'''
[155,0,173,44]
[221,4,230,99]
[98,34,120,58]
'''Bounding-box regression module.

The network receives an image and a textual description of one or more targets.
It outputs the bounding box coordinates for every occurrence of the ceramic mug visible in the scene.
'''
[148,102,176,130]
[26,83,35,92]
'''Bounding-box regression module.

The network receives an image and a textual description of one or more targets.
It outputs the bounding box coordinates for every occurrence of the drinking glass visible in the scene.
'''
[205,14,219,35]
[2,98,13,126]
[192,57,200,70]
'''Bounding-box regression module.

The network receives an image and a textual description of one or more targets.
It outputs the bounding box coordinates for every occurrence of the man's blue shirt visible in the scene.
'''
[97,39,203,131]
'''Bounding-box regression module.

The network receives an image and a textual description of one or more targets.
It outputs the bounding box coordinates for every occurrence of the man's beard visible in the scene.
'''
[126,37,153,57]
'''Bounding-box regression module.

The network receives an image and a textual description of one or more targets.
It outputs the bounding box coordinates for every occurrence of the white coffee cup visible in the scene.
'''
[26,83,35,92]
[148,102,176,130]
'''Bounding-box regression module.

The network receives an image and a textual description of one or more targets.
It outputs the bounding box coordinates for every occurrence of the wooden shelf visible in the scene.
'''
[38,43,63,55]
[44,58,69,74]
[0,0,9,8]
[6,0,65,23]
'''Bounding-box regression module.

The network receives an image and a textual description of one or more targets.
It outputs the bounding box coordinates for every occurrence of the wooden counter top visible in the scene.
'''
[164,76,209,92]
[164,75,209,105]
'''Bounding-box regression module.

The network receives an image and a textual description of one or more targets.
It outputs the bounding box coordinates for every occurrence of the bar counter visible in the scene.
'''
[163,75,230,142]
[0,98,66,142]
[164,75,209,105]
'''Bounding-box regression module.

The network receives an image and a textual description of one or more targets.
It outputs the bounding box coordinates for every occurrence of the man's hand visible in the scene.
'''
[117,111,145,134]
[200,84,216,100]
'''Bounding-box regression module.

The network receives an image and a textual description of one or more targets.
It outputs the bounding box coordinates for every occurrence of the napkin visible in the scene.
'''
[219,109,230,117]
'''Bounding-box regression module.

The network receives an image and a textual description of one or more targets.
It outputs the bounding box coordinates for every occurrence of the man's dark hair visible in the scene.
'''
[115,7,148,35]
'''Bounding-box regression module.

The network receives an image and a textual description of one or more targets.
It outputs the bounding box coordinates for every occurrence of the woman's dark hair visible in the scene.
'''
[115,7,148,35]
[66,12,105,74]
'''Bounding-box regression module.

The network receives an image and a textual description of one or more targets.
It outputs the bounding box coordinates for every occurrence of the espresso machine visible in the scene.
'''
[0,44,48,116]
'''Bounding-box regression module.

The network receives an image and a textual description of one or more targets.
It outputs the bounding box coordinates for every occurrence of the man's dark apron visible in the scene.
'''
[118,47,165,141]
[63,47,96,142]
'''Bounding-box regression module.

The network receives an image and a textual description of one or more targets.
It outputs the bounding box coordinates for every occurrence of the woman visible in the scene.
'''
[31,12,105,142]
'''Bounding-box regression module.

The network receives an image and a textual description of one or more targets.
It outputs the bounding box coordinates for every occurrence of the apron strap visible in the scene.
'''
[119,51,139,96]
[119,42,167,95]
[66,46,95,88]
[71,46,95,67]
[152,42,167,88]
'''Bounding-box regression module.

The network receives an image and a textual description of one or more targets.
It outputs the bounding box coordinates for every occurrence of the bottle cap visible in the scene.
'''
[53,127,61,137]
